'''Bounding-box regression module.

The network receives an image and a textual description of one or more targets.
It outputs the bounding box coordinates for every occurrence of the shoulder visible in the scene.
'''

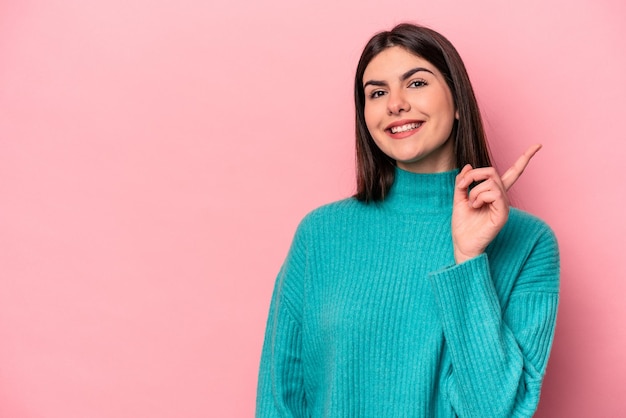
[298,197,366,229]
[497,209,560,293]
[288,197,371,246]
[493,208,559,270]
[506,208,558,246]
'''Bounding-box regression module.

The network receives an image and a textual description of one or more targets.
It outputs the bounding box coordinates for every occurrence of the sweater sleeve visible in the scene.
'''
[428,226,559,418]
[256,223,309,418]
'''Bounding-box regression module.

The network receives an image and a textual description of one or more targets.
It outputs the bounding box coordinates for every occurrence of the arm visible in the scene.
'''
[435,145,559,416]
[256,224,308,418]
[429,227,559,417]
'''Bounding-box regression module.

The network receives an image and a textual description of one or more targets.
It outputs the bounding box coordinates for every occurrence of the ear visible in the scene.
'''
[455,109,459,120]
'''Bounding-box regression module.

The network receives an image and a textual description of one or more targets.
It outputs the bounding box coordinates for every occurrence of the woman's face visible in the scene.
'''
[363,46,457,173]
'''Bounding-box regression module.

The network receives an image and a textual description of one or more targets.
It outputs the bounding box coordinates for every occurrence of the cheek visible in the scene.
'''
[363,102,381,132]
[439,91,457,122]
[427,96,456,127]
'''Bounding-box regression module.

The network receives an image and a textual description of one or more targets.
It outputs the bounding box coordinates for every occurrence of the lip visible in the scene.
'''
[385,119,424,139]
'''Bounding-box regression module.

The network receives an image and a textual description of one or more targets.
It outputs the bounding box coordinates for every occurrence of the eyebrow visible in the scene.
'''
[363,66,434,89]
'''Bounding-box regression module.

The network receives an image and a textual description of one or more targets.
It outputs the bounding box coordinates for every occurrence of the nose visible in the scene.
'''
[387,89,410,115]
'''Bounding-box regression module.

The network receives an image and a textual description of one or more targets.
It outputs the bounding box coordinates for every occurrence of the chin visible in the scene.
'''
[394,154,425,165]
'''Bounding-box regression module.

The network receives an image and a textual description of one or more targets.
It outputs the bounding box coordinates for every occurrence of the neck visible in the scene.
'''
[382,167,458,213]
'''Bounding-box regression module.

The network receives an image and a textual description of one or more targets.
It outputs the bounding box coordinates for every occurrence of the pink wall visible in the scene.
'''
[1,0,624,416]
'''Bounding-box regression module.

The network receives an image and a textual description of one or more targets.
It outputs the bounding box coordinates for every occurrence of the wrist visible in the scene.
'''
[454,248,482,265]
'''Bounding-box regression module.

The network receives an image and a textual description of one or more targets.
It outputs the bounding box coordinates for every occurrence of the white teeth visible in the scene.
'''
[390,122,421,133]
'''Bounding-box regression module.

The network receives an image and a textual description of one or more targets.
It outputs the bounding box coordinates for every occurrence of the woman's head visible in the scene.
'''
[354,23,492,202]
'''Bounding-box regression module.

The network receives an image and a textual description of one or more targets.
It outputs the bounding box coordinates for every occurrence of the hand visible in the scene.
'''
[451,144,542,264]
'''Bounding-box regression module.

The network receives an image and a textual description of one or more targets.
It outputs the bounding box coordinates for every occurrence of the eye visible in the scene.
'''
[368,90,386,99]
[408,80,427,88]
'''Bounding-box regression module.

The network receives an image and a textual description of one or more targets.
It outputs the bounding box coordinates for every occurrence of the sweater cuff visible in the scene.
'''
[428,253,503,338]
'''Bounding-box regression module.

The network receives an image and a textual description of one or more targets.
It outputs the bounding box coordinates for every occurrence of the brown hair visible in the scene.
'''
[354,23,492,202]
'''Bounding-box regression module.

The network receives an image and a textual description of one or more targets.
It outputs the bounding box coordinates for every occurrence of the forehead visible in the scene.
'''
[363,46,438,80]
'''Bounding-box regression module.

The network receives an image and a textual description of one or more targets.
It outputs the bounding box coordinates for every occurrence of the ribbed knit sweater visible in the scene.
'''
[256,168,559,418]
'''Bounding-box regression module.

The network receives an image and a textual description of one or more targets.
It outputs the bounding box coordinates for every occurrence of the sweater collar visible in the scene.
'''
[383,167,458,213]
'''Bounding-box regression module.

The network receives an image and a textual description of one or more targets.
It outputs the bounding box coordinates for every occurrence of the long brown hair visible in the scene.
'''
[354,23,492,202]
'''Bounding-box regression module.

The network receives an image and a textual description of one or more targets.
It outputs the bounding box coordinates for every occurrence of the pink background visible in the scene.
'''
[1,0,625,416]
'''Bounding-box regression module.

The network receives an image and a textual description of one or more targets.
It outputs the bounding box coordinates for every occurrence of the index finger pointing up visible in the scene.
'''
[501,144,542,191]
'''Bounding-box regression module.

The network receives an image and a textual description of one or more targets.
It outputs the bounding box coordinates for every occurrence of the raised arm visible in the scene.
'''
[430,144,559,416]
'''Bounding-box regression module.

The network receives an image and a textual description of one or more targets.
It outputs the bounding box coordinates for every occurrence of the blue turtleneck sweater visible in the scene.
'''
[256,168,559,417]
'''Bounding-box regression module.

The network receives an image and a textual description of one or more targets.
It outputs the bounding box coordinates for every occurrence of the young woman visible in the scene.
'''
[256,23,559,417]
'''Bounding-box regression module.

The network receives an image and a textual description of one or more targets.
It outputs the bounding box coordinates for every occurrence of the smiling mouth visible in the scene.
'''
[389,122,422,134]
